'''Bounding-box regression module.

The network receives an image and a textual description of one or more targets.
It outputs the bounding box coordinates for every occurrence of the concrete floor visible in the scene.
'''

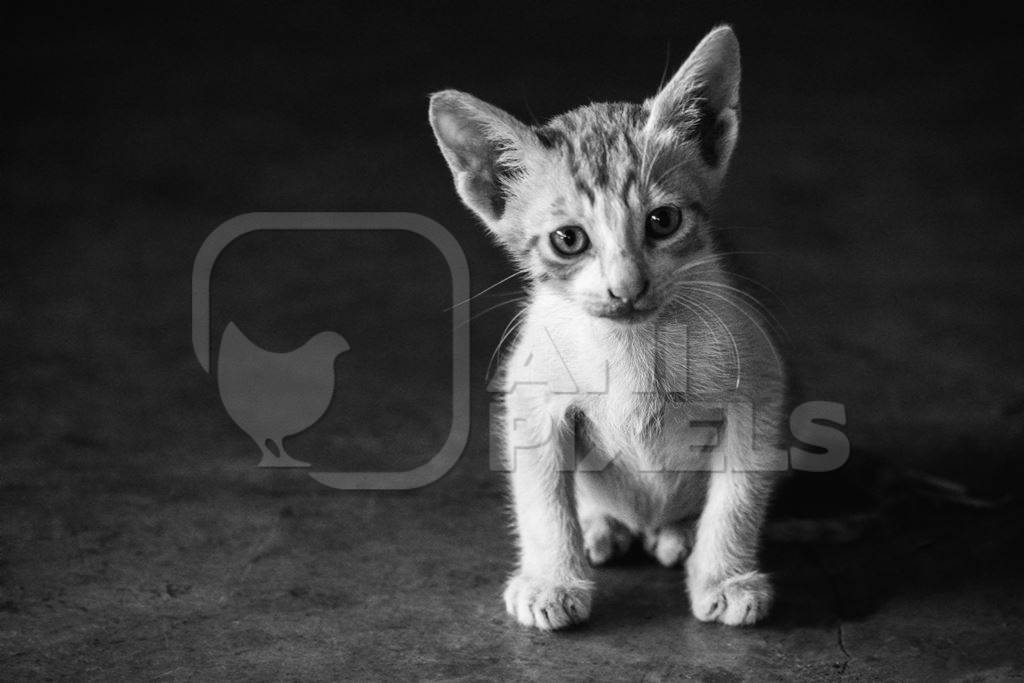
[3,3,1024,680]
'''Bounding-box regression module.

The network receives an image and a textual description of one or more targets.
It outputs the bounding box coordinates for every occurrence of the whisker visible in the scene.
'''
[707,250,782,262]
[672,292,742,389]
[456,296,527,329]
[667,296,717,340]
[683,280,778,329]
[519,84,541,127]
[487,305,530,382]
[716,269,789,309]
[657,40,673,92]
[667,296,722,363]
[670,251,779,279]
[683,285,783,374]
[673,294,738,384]
[682,280,789,340]
[669,254,723,276]
[683,264,788,304]
[669,250,791,317]
[445,269,528,311]
[670,254,733,278]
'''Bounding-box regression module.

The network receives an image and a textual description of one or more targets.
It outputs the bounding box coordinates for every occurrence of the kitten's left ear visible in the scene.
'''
[647,25,741,176]
[428,90,538,231]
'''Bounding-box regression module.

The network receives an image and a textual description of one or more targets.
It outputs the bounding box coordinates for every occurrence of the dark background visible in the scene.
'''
[3,2,1023,679]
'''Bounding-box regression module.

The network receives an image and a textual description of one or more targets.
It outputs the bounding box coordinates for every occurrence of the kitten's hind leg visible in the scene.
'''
[643,520,696,568]
[582,515,634,566]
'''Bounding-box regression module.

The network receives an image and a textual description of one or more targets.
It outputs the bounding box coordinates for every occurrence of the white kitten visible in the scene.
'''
[430,26,787,630]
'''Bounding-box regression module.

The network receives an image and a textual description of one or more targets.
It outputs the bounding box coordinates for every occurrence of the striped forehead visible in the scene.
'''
[536,102,648,204]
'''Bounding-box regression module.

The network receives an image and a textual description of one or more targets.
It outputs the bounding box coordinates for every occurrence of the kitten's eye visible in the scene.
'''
[645,206,683,239]
[549,226,590,257]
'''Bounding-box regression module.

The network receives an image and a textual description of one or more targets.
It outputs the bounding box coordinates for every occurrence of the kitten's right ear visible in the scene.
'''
[429,90,536,228]
[647,26,741,178]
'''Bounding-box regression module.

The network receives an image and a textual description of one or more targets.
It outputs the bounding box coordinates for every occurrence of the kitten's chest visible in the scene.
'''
[581,389,716,470]
[508,308,715,465]
[576,394,712,526]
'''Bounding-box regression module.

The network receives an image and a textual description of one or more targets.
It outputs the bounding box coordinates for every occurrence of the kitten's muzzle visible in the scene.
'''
[590,290,658,322]
[595,261,653,321]
[608,277,650,304]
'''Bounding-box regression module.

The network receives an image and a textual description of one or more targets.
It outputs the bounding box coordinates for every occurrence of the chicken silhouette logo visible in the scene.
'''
[193,212,470,489]
[216,322,349,467]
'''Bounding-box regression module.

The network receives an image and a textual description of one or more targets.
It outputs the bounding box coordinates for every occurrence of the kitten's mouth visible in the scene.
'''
[591,303,658,324]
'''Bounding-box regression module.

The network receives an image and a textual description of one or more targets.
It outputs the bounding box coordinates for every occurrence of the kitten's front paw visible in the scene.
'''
[688,571,772,626]
[503,573,593,630]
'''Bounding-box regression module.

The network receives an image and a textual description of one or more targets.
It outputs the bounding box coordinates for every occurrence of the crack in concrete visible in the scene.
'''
[836,621,851,675]
[811,547,853,676]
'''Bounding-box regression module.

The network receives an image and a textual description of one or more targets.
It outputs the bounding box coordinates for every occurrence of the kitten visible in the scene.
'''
[429,26,787,630]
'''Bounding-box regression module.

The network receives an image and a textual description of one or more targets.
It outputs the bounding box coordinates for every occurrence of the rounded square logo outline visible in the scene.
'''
[192,212,470,489]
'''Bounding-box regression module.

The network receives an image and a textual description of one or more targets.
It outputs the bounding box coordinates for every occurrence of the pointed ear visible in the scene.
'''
[429,90,537,227]
[647,26,741,175]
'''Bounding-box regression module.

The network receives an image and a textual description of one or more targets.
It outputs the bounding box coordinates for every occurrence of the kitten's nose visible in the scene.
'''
[607,275,650,304]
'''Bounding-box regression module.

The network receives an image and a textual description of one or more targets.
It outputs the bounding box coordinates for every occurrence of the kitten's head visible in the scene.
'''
[430,26,740,324]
